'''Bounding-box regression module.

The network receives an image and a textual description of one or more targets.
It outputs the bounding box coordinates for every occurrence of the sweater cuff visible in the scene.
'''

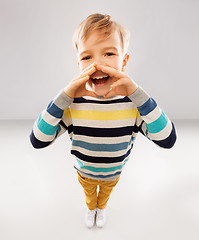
[128,86,150,107]
[53,90,73,110]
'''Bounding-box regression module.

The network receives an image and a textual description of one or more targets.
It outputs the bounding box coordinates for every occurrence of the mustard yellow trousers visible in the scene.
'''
[77,171,120,210]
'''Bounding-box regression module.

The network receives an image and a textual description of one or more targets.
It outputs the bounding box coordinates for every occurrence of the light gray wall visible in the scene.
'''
[0,0,199,119]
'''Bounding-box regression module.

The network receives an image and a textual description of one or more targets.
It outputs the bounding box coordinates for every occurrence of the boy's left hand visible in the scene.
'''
[96,65,138,98]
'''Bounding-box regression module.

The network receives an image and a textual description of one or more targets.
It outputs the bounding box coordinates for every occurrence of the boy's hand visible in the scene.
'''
[64,63,98,98]
[96,65,138,98]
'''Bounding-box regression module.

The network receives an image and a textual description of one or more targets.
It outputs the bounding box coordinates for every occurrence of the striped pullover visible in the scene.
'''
[30,86,176,181]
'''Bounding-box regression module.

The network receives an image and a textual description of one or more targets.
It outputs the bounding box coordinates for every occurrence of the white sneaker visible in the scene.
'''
[85,208,96,228]
[96,208,106,228]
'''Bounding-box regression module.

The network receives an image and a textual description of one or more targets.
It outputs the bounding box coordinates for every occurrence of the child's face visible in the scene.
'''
[77,30,129,96]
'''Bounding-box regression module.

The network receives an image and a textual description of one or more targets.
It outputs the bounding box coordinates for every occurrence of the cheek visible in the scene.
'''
[117,59,124,71]
[81,63,95,73]
[79,63,86,72]
[107,59,123,71]
[78,60,89,72]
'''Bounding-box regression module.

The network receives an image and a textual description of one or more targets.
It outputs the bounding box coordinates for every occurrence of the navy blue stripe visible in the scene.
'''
[74,167,121,179]
[73,96,131,104]
[137,98,157,116]
[47,101,64,118]
[73,126,136,137]
[29,130,52,149]
[137,120,145,135]
[59,121,73,134]
[152,122,177,148]
[71,148,132,163]
[67,124,73,134]
[59,120,67,130]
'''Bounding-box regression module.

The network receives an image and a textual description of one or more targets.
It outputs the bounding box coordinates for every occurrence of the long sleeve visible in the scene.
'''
[30,90,73,149]
[128,86,177,148]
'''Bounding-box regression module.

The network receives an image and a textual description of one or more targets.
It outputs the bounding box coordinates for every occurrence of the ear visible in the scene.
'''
[122,53,130,72]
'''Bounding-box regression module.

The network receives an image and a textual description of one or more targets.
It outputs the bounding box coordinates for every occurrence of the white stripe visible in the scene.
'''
[56,125,67,138]
[71,118,137,128]
[68,132,73,139]
[42,109,60,126]
[135,116,143,127]
[73,134,134,144]
[84,95,124,101]
[71,102,137,111]
[147,120,172,141]
[141,122,148,137]
[132,132,138,139]
[141,106,162,124]
[33,121,56,142]
[74,160,126,176]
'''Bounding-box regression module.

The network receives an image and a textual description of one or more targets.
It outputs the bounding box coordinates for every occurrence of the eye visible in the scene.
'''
[81,56,91,61]
[105,52,115,56]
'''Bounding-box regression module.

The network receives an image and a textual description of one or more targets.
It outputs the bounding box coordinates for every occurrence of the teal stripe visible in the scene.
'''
[146,111,168,134]
[75,167,121,179]
[72,137,135,152]
[37,113,58,135]
[124,158,129,163]
[76,158,128,173]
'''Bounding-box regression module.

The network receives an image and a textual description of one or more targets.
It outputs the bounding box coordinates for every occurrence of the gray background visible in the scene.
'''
[0,0,199,119]
[1,1,199,239]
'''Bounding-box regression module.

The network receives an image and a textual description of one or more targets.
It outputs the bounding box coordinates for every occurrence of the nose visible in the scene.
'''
[93,56,105,66]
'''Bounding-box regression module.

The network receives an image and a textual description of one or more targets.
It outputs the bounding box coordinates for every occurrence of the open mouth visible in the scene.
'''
[91,75,110,85]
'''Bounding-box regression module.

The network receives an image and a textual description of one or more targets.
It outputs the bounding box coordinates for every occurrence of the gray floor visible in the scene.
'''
[0,119,199,240]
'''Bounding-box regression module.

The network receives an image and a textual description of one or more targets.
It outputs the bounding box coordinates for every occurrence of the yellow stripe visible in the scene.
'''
[64,108,71,119]
[64,108,139,121]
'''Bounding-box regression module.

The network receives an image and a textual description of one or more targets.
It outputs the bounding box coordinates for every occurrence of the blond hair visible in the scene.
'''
[73,13,130,55]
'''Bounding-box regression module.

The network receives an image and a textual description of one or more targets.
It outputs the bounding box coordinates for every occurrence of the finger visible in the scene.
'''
[84,90,98,97]
[83,62,96,73]
[110,79,123,89]
[77,75,90,84]
[104,79,125,98]
[81,62,96,76]
[81,66,96,78]
[104,88,117,98]
[96,65,124,78]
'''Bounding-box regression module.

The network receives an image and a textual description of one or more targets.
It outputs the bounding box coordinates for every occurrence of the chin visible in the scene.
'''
[92,86,111,97]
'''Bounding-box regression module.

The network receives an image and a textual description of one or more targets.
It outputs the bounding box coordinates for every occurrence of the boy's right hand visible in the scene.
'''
[64,63,97,98]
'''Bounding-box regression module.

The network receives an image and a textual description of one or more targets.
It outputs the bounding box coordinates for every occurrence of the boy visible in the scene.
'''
[30,13,177,228]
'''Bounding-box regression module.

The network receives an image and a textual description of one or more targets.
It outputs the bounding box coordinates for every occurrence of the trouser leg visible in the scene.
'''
[77,171,98,210]
[97,176,120,209]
